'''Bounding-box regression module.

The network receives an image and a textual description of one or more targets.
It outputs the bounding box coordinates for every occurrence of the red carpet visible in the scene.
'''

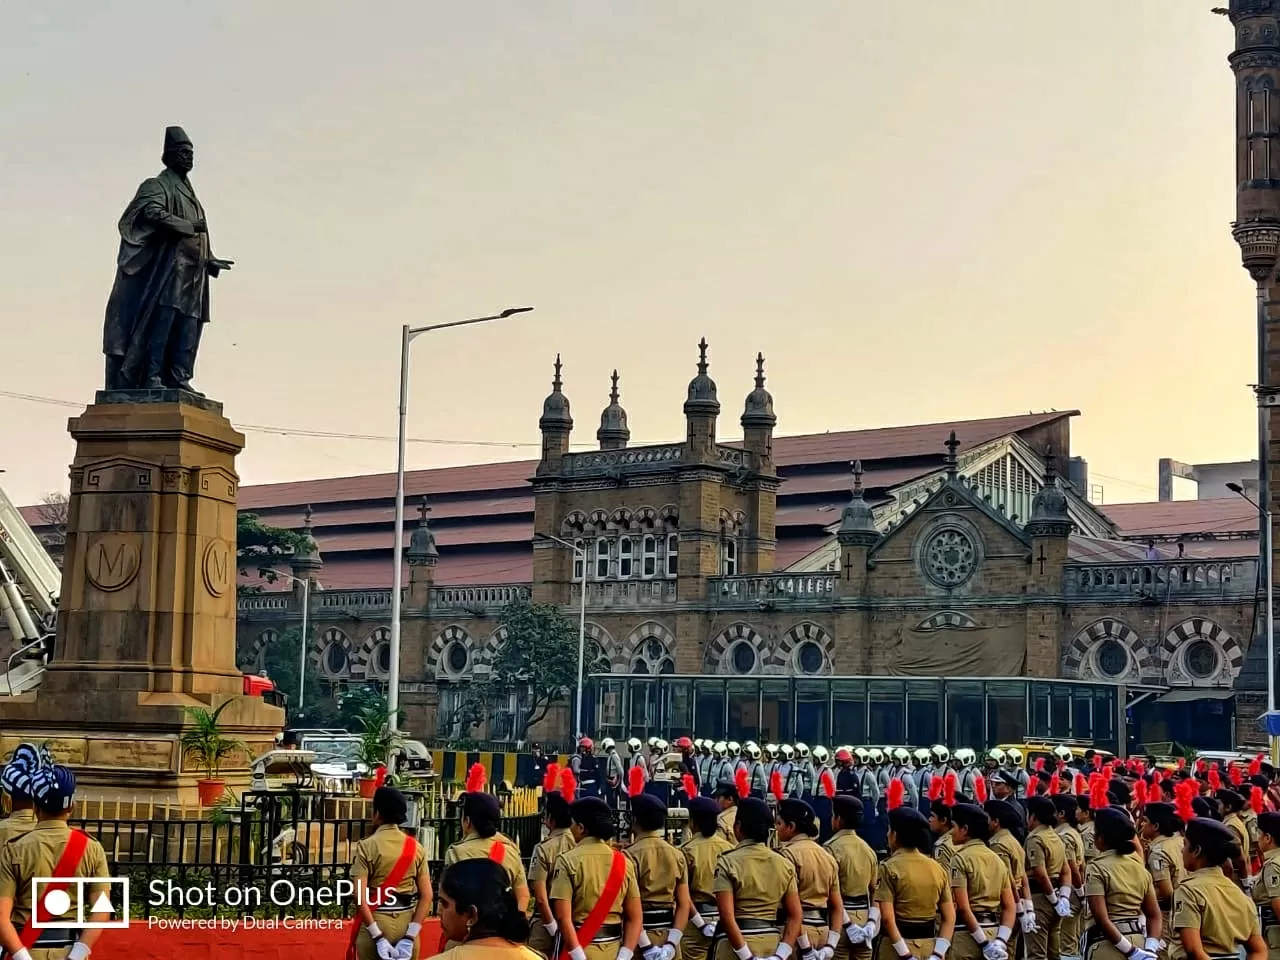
[94,918,443,959]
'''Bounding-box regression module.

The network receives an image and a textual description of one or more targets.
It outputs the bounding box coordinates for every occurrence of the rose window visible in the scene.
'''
[923,529,977,587]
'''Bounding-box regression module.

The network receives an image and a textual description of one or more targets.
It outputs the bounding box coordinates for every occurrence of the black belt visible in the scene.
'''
[800,907,827,924]
[897,919,937,939]
[593,923,623,943]
[736,918,780,933]
[843,895,870,910]
[1087,918,1143,946]
[971,911,1001,925]
[9,926,80,949]
[643,907,675,928]
[1262,905,1277,927]
[1156,898,1172,912]
[376,895,419,914]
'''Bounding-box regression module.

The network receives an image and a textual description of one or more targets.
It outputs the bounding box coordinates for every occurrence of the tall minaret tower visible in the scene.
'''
[1227,0,1280,738]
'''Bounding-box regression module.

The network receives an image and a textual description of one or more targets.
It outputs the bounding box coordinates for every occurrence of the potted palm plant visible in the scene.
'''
[180,701,248,806]
[355,707,403,799]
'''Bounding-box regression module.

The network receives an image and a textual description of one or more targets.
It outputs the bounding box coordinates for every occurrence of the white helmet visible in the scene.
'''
[627,737,643,752]
[700,740,713,754]
[764,743,779,759]
[986,747,1007,764]
[727,741,742,755]
[693,737,704,750]
[1009,747,1027,765]
[780,744,795,760]
[892,747,911,763]
[812,745,829,764]
[913,747,932,764]
[868,748,885,764]
[931,745,951,764]
[647,736,661,748]
[795,743,810,760]
[854,747,871,762]
[713,741,728,757]
[656,739,669,752]
[955,748,977,765]
[601,737,616,751]
[1051,745,1072,762]
[746,743,762,760]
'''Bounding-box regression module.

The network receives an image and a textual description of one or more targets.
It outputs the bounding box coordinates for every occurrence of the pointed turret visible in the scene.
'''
[538,354,573,472]
[683,338,719,459]
[1025,446,1072,540]
[290,504,323,585]
[406,496,438,608]
[596,370,630,450]
[741,352,776,471]
[836,461,878,597]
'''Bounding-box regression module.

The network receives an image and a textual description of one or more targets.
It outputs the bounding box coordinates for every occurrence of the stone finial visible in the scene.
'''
[943,431,960,475]
[407,495,439,564]
[291,503,322,573]
[539,353,572,430]
[597,369,630,449]
[697,337,709,375]
[837,459,879,546]
[684,338,720,415]
[741,351,776,429]
[1026,443,1071,538]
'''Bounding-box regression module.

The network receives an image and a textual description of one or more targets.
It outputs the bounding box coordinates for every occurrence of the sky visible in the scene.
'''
[0,1,1255,508]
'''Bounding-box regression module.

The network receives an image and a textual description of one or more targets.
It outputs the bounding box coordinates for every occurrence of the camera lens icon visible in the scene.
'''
[42,888,72,917]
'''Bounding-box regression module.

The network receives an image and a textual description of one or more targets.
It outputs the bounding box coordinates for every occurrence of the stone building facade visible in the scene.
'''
[236,343,1259,751]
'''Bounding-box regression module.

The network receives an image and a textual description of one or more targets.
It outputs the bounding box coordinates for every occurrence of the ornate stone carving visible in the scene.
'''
[84,532,141,592]
[201,539,232,598]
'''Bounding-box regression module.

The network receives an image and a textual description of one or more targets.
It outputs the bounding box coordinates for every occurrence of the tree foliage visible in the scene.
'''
[249,627,340,728]
[236,512,306,587]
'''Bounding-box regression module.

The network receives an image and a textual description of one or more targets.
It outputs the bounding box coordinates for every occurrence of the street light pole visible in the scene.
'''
[274,571,318,713]
[1227,480,1276,762]
[387,307,534,734]
[535,533,589,738]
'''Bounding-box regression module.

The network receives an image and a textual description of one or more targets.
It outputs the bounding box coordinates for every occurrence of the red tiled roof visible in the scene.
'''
[1098,499,1259,537]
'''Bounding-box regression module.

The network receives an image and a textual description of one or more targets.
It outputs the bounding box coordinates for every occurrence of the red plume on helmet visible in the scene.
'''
[1209,766,1222,792]
[1176,756,1186,771]
[1092,754,1102,770]
[1252,785,1266,814]
[943,771,957,807]
[1151,769,1163,787]
[887,778,905,811]
[1134,758,1146,776]
[1133,779,1148,808]
[1194,757,1206,775]
[928,775,944,802]
[1073,772,1087,795]
[628,765,646,798]
[1101,763,1113,783]
[682,774,698,798]
[820,769,836,799]
[543,762,561,794]
[1250,753,1264,777]
[734,767,750,799]
[466,763,487,794]
[770,770,785,802]
[1175,778,1196,823]
[1089,774,1108,812]
[1229,764,1244,787]
[973,775,988,804]
[559,767,577,801]
[1034,757,1045,773]
[1048,773,1061,796]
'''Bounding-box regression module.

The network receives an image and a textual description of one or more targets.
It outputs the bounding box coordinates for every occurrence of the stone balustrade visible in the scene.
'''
[708,573,838,606]
[1064,559,1258,597]
[561,444,685,476]
[238,583,530,616]
[429,584,530,612]
[571,579,678,609]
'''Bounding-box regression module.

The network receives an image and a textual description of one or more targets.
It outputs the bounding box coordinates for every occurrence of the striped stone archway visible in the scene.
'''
[1063,618,1149,682]
[704,622,766,675]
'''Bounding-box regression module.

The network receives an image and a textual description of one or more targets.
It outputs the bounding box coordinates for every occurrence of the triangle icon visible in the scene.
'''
[90,892,114,914]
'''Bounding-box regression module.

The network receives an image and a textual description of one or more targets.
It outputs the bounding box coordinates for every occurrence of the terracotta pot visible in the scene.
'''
[357,777,378,799]
[196,779,226,806]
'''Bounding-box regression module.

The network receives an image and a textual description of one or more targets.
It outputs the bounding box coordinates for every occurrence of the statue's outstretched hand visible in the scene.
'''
[207,258,234,277]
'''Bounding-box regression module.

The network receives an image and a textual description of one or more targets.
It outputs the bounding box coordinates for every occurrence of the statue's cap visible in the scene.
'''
[164,126,192,151]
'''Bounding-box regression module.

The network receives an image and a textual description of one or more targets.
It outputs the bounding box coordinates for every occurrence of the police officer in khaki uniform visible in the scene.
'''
[626,793,691,960]
[948,803,1016,960]
[0,766,111,960]
[530,793,577,956]
[874,807,956,960]
[1053,795,1086,960]
[1082,808,1162,960]
[776,799,841,960]
[1171,817,1265,960]
[351,786,433,960]
[825,796,879,960]
[0,746,40,848]
[1024,796,1070,960]
[681,798,734,960]
[712,797,803,960]
[1139,802,1184,960]
[442,792,531,951]
[986,801,1036,943]
[1253,811,1280,960]
[930,801,958,879]
[716,784,740,845]
[550,797,643,960]
[1217,790,1252,885]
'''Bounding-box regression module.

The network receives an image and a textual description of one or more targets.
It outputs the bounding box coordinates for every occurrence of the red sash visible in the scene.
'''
[558,850,628,960]
[345,834,420,960]
[21,829,90,950]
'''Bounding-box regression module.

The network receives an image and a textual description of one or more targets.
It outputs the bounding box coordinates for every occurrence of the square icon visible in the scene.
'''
[30,877,129,929]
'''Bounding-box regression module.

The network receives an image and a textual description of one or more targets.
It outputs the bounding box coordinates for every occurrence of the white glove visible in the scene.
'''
[735,945,754,960]
[866,906,882,938]
[933,938,951,959]
[1019,910,1038,934]
[845,924,868,946]
[818,949,835,960]
[1127,949,1157,960]
[67,946,91,960]
[642,946,662,960]
[1054,897,1072,918]
[570,948,588,960]
[776,945,794,960]
[982,941,1008,960]
[1243,874,1258,893]
[800,949,819,960]
[701,924,718,938]
[375,938,398,960]
[891,940,911,959]
[1143,938,1163,954]
[861,922,878,942]
[11,950,32,960]
[619,949,636,960]
[660,945,677,960]
[393,939,415,960]
[544,919,559,936]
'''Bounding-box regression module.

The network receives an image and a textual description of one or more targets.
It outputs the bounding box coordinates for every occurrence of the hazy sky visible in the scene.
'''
[0,1,1253,507]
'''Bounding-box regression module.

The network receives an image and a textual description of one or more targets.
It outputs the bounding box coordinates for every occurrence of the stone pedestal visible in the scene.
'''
[0,393,283,802]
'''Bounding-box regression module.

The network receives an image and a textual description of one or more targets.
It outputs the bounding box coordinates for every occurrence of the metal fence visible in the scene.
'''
[72,790,543,920]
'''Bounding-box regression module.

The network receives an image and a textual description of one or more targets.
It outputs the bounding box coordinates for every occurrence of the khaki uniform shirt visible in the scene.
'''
[1084,848,1154,921]
[990,829,1027,891]
[1243,809,1261,849]
[350,824,427,911]
[1147,835,1185,904]
[626,829,688,908]
[1026,825,1067,893]
[1252,847,1280,919]
[875,849,953,923]
[779,835,840,911]
[1170,865,1261,959]
[0,820,110,927]
[1056,824,1085,871]
[950,839,1009,915]
[0,810,37,848]
[718,806,738,845]
[934,833,957,877]
[550,836,641,926]
[529,827,576,885]
[682,833,733,905]
[444,830,529,893]
[436,942,544,960]
[1079,822,1097,864]
[713,840,798,922]
[1225,813,1251,867]
[825,829,879,902]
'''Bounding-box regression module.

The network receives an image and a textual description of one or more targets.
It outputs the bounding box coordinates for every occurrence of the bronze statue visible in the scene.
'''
[102,126,233,395]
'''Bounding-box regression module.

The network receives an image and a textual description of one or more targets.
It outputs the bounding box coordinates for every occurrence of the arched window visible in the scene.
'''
[666,533,679,577]
[641,535,657,578]
[319,628,350,678]
[618,537,633,579]
[595,538,610,579]
[572,539,585,582]
[721,538,737,576]
[631,636,675,675]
